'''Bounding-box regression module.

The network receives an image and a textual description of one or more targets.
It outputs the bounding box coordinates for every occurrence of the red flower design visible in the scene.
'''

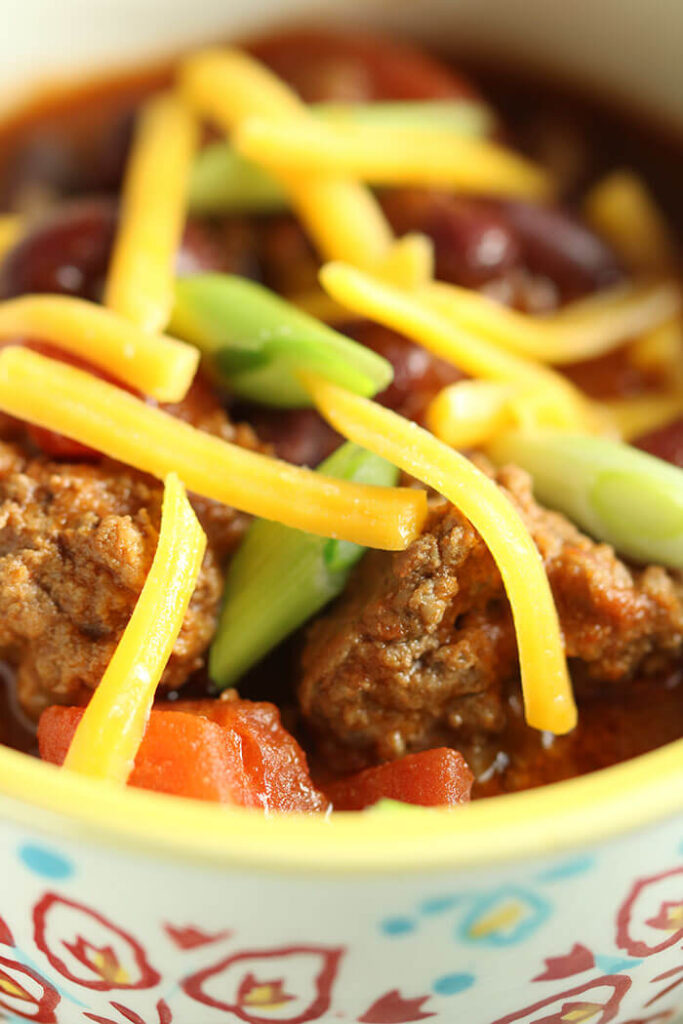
[533,945,596,982]
[33,894,160,991]
[359,989,436,1022]
[489,974,631,1024]
[183,944,344,1023]
[164,923,231,950]
[616,867,683,957]
[0,953,60,1023]
[84,1000,172,1024]
[0,916,14,947]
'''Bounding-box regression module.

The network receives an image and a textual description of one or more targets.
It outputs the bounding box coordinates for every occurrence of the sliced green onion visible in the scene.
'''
[170,273,393,407]
[188,143,286,214]
[210,442,398,688]
[489,430,683,568]
[188,99,495,214]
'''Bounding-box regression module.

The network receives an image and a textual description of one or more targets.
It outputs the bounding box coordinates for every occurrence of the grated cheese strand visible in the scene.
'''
[64,473,206,782]
[105,92,199,333]
[426,381,517,449]
[320,261,593,430]
[235,116,552,199]
[179,49,426,285]
[423,279,681,365]
[0,294,199,402]
[0,215,22,263]
[305,374,577,735]
[584,171,676,274]
[0,345,426,550]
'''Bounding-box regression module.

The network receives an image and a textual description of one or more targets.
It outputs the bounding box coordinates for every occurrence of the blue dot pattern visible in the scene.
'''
[19,843,74,880]
[380,916,416,936]
[433,972,475,996]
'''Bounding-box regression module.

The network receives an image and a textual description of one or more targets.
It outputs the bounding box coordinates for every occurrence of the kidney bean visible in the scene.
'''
[493,200,623,300]
[634,418,683,467]
[563,349,655,400]
[0,194,242,303]
[241,407,342,468]
[349,322,464,421]
[249,29,478,102]
[382,189,522,289]
[0,197,117,301]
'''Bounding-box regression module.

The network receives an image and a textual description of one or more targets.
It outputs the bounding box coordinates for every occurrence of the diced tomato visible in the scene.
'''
[249,29,478,102]
[171,699,330,812]
[38,701,329,812]
[324,748,474,810]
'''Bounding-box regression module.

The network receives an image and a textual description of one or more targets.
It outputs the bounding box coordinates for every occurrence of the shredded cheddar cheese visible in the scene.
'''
[0,345,426,550]
[179,49,428,286]
[305,374,577,736]
[105,93,199,333]
[235,116,552,199]
[0,294,198,401]
[584,171,676,273]
[423,279,681,365]
[64,473,206,782]
[427,381,517,449]
[320,261,593,431]
[0,215,22,263]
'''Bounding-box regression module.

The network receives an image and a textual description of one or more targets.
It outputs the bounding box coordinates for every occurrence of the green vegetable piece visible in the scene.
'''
[188,143,286,214]
[188,99,495,214]
[209,442,399,689]
[170,273,393,407]
[489,430,683,568]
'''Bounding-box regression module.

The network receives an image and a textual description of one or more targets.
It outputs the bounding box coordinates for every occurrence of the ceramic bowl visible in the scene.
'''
[0,2,682,1022]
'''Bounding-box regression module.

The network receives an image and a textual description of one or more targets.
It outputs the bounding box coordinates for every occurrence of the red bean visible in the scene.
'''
[0,198,236,303]
[382,190,522,289]
[242,407,342,468]
[0,198,117,301]
[249,29,478,102]
[349,322,464,421]
[493,200,623,300]
[634,418,683,468]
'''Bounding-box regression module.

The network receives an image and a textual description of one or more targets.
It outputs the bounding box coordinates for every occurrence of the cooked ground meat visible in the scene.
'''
[299,463,683,768]
[0,374,263,718]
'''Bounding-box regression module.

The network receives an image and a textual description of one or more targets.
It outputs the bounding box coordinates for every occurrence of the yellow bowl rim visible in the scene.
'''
[0,737,681,874]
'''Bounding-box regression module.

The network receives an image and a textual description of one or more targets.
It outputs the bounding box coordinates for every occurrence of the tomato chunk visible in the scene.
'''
[38,701,329,812]
[171,699,330,812]
[324,748,474,810]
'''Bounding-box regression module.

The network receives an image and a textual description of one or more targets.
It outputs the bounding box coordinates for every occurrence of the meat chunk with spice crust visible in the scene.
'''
[299,464,683,766]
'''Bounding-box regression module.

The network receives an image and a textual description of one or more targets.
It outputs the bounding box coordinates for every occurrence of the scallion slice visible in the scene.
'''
[188,99,494,214]
[171,273,393,406]
[489,430,683,568]
[210,442,398,688]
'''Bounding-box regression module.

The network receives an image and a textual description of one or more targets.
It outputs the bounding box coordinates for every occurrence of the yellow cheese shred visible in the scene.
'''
[0,294,199,402]
[105,92,199,333]
[422,279,681,365]
[426,381,518,449]
[305,374,577,735]
[583,171,676,274]
[235,116,552,199]
[603,393,683,441]
[179,49,427,286]
[0,345,426,550]
[320,261,593,431]
[64,473,206,782]
[0,215,22,263]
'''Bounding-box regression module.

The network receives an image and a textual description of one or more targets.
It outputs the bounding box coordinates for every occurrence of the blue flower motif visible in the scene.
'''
[536,855,595,883]
[457,887,551,947]
[18,843,74,880]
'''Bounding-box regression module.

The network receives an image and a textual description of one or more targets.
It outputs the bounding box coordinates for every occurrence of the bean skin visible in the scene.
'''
[634,418,683,468]
[382,189,522,289]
